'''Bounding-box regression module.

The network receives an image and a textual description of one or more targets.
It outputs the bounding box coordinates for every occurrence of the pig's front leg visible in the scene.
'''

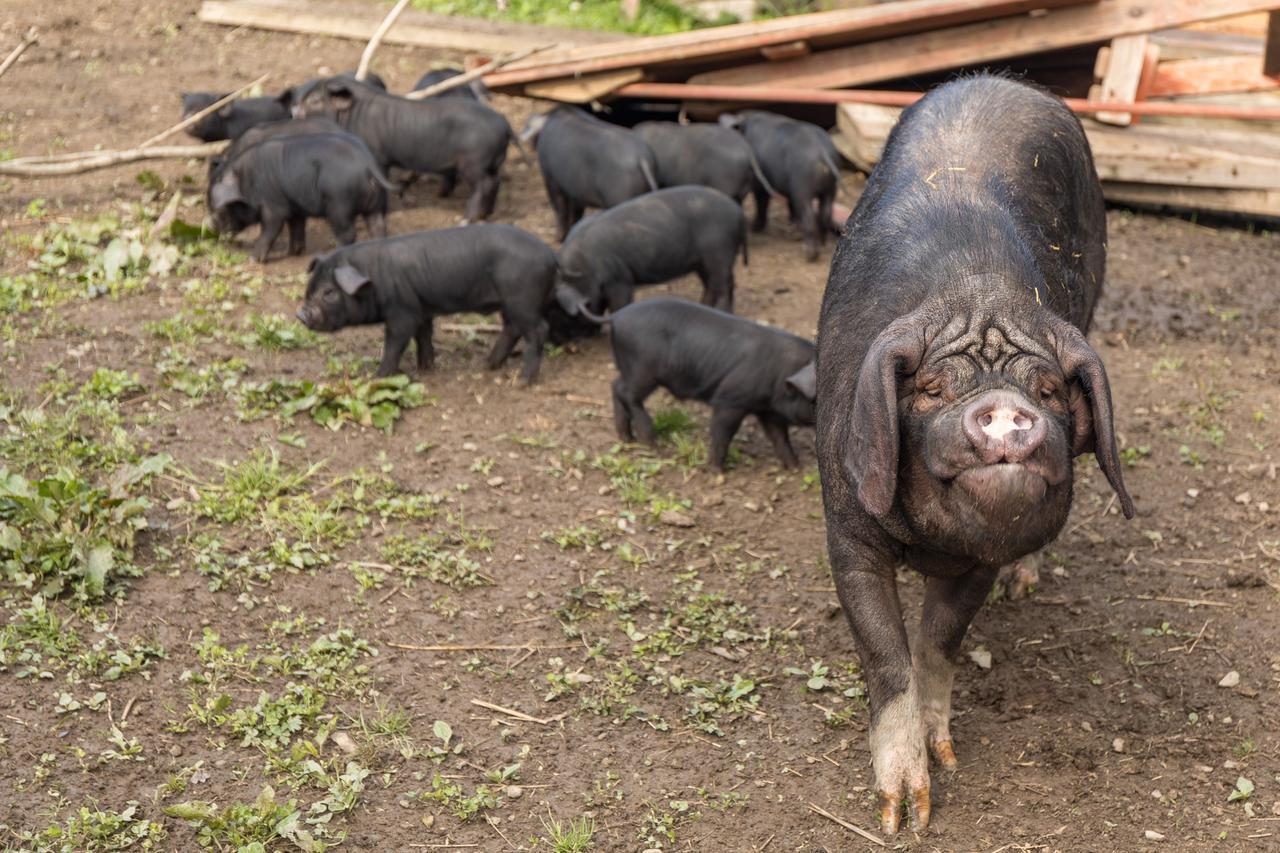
[376,316,418,377]
[708,406,747,470]
[758,413,799,469]
[914,565,999,775]
[253,210,287,262]
[828,529,927,835]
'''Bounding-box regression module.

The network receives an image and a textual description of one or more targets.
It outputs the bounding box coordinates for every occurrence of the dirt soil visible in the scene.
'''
[2,2,1279,852]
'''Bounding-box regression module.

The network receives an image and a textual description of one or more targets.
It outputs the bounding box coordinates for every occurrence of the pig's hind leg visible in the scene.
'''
[612,375,658,445]
[286,217,307,256]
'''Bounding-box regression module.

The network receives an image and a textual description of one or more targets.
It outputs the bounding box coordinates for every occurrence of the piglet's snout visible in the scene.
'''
[962,391,1046,463]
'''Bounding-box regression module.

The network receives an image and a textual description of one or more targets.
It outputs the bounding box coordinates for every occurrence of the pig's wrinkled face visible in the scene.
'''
[848,307,1134,567]
[296,261,370,332]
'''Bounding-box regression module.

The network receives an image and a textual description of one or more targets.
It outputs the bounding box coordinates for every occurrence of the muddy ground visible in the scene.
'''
[1,2,1279,851]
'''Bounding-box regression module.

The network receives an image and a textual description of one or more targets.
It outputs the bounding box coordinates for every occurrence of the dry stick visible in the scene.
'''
[355,0,412,82]
[5,74,266,169]
[0,27,38,80]
[807,803,886,848]
[137,73,271,149]
[386,641,577,652]
[470,698,565,726]
[0,142,228,177]
[404,43,555,101]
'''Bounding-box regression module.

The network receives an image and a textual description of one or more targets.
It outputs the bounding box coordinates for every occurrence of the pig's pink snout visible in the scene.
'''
[962,391,1046,463]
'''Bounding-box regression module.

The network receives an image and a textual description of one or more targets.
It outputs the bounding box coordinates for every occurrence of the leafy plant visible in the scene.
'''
[240,313,318,351]
[236,375,431,433]
[18,802,166,851]
[0,454,168,601]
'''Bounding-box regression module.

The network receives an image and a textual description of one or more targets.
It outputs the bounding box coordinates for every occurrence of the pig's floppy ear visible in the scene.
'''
[334,264,370,296]
[786,361,817,401]
[209,172,243,209]
[324,80,354,110]
[848,319,925,519]
[1053,322,1136,519]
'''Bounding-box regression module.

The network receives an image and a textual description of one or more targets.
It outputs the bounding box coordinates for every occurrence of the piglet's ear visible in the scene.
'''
[1053,320,1135,520]
[306,257,319,273]
[786,361,817,401]
[334,264,370,296]
[848,318,925,520]
[209,172,243,209]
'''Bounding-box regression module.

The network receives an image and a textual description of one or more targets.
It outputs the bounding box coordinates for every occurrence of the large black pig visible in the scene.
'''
[207,132,394,262]
[721,110,845,261]
[601,297,815,470]
[296,225,557,384]
[521,107,659,241]
[553,186,747,315]
[815,74,1135,834]
[291,77,518,222]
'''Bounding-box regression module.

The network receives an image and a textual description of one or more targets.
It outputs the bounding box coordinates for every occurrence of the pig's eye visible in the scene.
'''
[922,384,943,399]
[1039,384,1056,401]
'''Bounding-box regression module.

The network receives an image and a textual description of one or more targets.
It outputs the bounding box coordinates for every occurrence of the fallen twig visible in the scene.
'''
[1132,594,1230,608]
[406,43,556,101]
[470,698,566,726]
[0,27,38,80]
[807,803,886,847]
[439,322,502,334]
[0,142,229,177]
[387,641,577,652]
[355,0,411,82]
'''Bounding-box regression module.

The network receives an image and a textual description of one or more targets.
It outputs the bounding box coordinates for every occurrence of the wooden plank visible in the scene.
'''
[524,68,645,102]
[1265,10,1280,74]
[760,41,811,61]
[1104,182,1280,216]
[197,0,624,55]
[834,102,900,171]
[1149,54,1280,96]
[688,0,1280,90]
[482,0,1099,89]
[1093,34,1148,125]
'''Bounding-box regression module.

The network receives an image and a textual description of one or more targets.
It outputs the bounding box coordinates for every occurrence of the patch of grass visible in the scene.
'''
[18,802,166,851]
[156,348,247,400]
[193,448,323,526]
[226,683,328,752]
[419,772,499,821]
[540,813,596,852]
[165,785,316,850]
[410,0,734,35]
[651,407,697,442]
[379,515,493,590]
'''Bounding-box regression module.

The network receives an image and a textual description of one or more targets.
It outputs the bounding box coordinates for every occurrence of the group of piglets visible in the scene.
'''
[185,69,821,471]
[188,67,518,261]
[521,104,844,260]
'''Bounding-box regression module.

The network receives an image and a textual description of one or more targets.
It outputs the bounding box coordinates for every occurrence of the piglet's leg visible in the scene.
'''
[415,320,435,371]
[758,413,799,469]
[913,565,998,776]
[253,210,286,263]
[286,217,307,256]
[829,533,926,835]
[708,406,747,470]
[487,321,519,370]
[376,316,417,378]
